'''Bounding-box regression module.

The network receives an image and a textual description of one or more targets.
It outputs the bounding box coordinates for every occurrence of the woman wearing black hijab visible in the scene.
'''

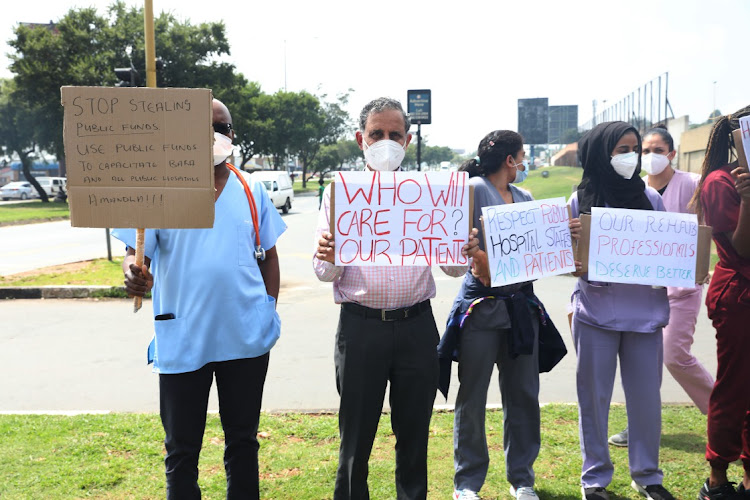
[567,122,675,500]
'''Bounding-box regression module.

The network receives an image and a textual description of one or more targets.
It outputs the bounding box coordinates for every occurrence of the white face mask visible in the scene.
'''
[641,153,671,176]
[362,137,407,171]
[213,132,234,166]
[610,151,639,179]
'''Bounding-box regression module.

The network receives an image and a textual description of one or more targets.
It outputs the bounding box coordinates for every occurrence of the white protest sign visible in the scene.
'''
[480,197,575,287]
[739,116,750,168]
[589,207,699,287]
[333,171,470,266]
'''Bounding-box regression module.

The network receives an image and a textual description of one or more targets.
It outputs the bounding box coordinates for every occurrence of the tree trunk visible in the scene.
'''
[301,159,308,189]
[21,154,48,202]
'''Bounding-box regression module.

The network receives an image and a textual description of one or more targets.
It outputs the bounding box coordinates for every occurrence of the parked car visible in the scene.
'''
[36,177,66,196]
[0,181,37,200]
[250,171,295,214]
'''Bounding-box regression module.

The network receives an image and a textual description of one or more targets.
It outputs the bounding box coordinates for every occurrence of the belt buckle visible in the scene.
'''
[381,308,404,321]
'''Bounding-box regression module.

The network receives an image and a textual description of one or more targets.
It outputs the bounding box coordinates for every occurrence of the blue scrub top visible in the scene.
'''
[112,170,287,374]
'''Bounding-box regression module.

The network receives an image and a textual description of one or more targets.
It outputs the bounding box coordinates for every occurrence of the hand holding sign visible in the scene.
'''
[316,231,336,263]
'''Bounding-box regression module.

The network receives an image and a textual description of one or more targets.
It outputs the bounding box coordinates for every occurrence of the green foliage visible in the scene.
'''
[0,405,710,499]
[7,1,241,169]
[0,79,49,201]
[423,145,454,166]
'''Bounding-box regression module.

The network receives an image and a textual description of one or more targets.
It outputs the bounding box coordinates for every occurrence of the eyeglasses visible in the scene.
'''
[213,122,233,135]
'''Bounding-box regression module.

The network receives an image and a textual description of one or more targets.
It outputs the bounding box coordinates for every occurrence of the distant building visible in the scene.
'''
[679,123,713,174]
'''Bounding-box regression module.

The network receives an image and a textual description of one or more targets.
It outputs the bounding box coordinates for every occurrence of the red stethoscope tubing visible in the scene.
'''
[225,163,265,260]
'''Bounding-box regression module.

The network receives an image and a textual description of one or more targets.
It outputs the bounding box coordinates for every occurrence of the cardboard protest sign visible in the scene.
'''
[734,119,750,169]
[480,197,575,287]
[61,86,214,228]
[573,214,711,284]
[588,207,701,287]
[332,171,471,266]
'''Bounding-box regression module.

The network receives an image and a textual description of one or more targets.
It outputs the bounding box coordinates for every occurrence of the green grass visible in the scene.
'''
[522,166,582,201]
[0,258,125,287]
[0,405,713,499]
[0,200,70,225]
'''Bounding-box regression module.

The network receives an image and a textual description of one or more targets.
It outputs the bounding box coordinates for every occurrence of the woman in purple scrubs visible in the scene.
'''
[568,121,675,500]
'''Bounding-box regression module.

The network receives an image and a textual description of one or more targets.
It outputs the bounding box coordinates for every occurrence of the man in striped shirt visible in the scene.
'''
[314,97,479,500]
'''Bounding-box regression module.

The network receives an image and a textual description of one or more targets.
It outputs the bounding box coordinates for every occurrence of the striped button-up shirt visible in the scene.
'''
[313,184,467,309]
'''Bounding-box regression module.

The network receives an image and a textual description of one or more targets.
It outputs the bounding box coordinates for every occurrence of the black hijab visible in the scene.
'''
[576,121,654,214]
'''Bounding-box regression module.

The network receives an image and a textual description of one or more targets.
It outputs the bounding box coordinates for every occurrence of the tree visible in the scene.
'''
[0,79,49,201]
[423,145,454,166]
[8,1,244,174]
[336,140,363,169]
[309,144,341,175]
[218,79,267,168]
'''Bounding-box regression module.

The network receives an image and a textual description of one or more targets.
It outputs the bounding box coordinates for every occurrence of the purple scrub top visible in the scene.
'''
[569,187,670,333]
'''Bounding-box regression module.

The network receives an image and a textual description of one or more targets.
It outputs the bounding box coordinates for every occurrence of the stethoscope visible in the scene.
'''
[225,162,266,261]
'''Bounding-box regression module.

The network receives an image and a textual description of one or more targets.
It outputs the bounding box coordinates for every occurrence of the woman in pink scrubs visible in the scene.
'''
[608,127,714,447]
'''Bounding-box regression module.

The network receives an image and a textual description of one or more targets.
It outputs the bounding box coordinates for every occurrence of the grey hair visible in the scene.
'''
[358,97,411,134]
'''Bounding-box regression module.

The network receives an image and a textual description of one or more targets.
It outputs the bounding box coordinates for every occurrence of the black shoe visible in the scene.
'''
[699,479,739,500]
[582,487,610,500]
[632,481,675,500]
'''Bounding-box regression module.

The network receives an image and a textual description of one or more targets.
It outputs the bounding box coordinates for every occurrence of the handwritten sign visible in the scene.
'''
[332,171,470,266]
[588,207,699,287]
[480,197,575,287]
[61,86,214,228]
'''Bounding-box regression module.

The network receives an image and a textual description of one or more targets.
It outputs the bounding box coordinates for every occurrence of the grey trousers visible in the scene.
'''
[453,299,540,492]
[572,318,664,488]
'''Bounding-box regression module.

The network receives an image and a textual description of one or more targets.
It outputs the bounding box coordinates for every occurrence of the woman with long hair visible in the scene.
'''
[438,130,548,500]
[691,105,750,500]
[568,121,675,500]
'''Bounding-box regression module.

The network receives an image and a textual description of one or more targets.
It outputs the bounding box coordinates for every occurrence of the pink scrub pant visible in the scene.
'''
[663,287,714,414]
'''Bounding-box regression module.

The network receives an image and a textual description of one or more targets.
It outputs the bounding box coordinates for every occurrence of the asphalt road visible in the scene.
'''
[0,193,718,413]
[0,221,125,276]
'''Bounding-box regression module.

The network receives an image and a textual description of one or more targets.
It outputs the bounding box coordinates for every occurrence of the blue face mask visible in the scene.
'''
[512,159,529,183]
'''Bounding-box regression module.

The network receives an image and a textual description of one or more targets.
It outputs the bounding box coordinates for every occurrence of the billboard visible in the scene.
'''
[548,105,579,144]
[518,98,549,145]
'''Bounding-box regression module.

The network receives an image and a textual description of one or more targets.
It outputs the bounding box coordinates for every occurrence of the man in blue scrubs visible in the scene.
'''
[113,99,286,499]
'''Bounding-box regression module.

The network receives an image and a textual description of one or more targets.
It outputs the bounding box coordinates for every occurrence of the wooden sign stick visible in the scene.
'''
[134,228,145,313]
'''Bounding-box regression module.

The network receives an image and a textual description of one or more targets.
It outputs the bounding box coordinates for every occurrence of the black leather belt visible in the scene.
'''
[342,300,430,322]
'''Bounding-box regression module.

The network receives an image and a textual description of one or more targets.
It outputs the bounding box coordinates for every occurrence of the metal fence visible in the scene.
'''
[580,72,674,134]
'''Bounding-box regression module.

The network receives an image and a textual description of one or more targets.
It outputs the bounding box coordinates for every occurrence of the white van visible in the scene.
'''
[250,171,295,213]
[36,177,66,196]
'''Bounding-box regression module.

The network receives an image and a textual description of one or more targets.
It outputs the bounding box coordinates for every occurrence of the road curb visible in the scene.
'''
[0,285,126,299]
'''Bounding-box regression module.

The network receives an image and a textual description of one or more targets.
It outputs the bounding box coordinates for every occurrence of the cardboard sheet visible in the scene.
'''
[574,214,712,284]
[61,86,214,228]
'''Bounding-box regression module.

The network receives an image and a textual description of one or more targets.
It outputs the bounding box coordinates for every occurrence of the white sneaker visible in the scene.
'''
[454,489,481,500]
[510,486,539,500]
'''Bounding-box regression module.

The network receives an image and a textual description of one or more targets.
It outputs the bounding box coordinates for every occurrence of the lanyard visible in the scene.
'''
[225,163,265,261]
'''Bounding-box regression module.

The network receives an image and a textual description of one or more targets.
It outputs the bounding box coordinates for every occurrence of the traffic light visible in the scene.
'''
[114,65,140,87]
